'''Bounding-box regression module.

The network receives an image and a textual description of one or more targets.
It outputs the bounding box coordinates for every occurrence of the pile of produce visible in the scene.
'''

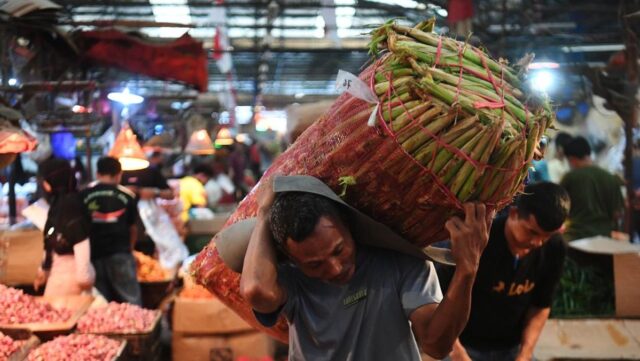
[179,283,215,299]
[192,19,553,342]
[27,334,121,361]
[133,251,168,282]
[77,302,157,333]
[0,332,22,360]
[0,285,72,324]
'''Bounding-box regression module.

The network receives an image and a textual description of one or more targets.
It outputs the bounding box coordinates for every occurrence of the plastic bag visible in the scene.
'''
[137,199,189,269]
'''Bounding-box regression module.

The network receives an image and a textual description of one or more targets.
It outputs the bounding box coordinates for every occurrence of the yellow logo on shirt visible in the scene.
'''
[492,280,535,296]
[343,288,367,308]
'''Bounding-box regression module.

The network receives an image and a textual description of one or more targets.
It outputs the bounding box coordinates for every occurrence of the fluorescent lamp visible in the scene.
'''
[107,88,144,105]
[528,62,560,70]
[530,70,554,93]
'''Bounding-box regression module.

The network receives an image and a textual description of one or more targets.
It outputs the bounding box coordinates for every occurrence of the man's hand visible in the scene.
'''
[33,267,49,292]
[515,352,533,361]
[256,175,278,218]
[445,203,495,274]
[450,340,472,361]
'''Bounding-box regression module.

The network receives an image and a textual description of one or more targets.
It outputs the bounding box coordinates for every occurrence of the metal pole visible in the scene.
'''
[8,158,17,225]
[86,134,93,182]
[623,12,638,236]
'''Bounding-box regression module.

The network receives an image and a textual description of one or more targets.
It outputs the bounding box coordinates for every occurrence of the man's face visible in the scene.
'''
[507,208,557,250]
[284,216,356,285]
[195,173,210,185]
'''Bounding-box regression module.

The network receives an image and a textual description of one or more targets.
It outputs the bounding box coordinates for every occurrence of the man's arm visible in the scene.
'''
[450,339,472,361]
[516,307,550,361]
[138,187,174,200]
[239,180,287,313]
[410,203,494,359]
[129,224,137,250]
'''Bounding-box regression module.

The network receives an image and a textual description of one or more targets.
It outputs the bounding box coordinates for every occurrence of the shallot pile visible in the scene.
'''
[27,334,121,361]
[77,302,157,333]
[0,285,71,324]
[0,332,21,360]
[133,251,168,282]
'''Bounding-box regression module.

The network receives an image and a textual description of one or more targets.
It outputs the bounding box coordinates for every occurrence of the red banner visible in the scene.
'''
[78,30,208,92]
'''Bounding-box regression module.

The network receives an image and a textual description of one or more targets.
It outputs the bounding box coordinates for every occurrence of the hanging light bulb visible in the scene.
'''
[107,88,144,105]
[109,125,149,170]
[185,129,215,155]
[214,127,234,146]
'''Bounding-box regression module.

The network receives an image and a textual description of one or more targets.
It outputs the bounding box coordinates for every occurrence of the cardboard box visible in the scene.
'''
[189,213,231,235]
[172,331,275,361]
[535,319,640,360]
[173,297,253,334]
[0,229,43,285]
[569,236,640,317]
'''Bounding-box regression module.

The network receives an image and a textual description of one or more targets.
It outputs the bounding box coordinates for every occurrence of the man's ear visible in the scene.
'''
[508,206,518,220]
[42,180,52,193]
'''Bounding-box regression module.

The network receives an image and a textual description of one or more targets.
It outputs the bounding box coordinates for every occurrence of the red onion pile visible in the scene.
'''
[77,302,157,333]
[0,332,21,360]
[0,285,72,324]
[27,334,121,361]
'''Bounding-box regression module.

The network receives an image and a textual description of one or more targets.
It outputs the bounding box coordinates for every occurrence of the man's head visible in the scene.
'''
[555,132,573,158]
[97,156,123,184]
[38,158,76,196]
[149,151,164,167]
[506,182,570,251]
[270,192,356,285]
[564,136,592,168]
[192,164,214,184]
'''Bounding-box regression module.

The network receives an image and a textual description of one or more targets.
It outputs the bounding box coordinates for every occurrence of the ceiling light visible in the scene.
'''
[561,44,625,53]
[528,62,560,70]
[530,70,554,94]
[107,88,144,105]
[215,127,234,146]
[109,126,149,170]
[185,129,215,154]
[72,105,91,113]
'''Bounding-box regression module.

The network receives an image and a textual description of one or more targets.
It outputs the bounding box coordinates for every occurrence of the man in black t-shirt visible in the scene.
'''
[438,182,569,361]
[121,151,174,255]
[81,157,142,305]
[121,151,174,200]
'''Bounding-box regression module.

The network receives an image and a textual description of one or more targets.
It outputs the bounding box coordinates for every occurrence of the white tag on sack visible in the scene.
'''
[335,70,380,127]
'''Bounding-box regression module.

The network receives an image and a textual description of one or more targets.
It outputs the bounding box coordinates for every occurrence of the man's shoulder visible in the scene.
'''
[115,184,136,199]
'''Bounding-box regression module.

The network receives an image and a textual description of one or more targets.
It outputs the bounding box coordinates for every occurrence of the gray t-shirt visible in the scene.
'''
[265,246,443,361]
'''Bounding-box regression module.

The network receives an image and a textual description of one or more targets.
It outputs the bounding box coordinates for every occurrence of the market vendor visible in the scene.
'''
[34,158,95,296]
[178,164,213,222]
[121,151,174,255]
[437,182,569,361]
[81,157,142,305]
[560,136,624,242]
[238,175,494,360]
[121,151,174,200]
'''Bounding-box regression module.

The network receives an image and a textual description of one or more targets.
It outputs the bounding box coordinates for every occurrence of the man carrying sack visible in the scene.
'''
[217,175,494,360]
[438,182,569,361]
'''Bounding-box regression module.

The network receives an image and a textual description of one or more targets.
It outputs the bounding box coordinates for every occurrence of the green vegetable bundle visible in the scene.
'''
[369,19,553,204]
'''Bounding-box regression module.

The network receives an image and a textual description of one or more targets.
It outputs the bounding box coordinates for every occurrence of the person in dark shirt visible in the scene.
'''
[121,151,174,200]
[82,157,142,305]
[121,151,174,255]
[34,158,95,296]
[560,136,624,241]
[438,182,570,361]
